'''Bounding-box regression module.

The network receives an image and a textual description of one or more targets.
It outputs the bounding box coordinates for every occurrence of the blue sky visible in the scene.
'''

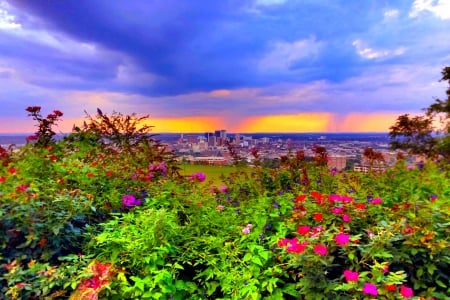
[0,0,449,132]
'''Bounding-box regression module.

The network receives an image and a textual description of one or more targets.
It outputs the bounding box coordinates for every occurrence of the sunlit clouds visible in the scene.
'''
[0,1,449,133]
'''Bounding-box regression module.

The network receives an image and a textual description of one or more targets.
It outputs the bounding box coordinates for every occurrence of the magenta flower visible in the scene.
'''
[362,283,378,296]
[371,198,382,205]
[314,244,328,256]
[400,285,414,298]
[343,270,359,282]
[342,213,351,222]
[219,185,228,193]
[122,194,142,207]
[331,207,344,214]
[286,239,308,254]
[334,233,350,245]
[189,172,206,182]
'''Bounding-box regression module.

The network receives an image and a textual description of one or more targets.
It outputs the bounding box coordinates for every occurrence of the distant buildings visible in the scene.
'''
[327,156,347,171]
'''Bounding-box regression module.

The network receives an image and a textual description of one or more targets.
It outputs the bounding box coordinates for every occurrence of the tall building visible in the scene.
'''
[327,156,347,171]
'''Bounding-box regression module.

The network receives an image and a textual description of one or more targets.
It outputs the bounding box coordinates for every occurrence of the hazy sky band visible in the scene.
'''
[0,0,449,132]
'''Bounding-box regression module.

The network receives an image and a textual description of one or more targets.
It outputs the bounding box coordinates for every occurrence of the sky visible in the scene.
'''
[0,0,449,133]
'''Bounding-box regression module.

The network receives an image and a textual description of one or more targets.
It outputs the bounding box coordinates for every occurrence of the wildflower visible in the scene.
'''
[362,283,378,296]
[371,198,382,205]
[8,167,16,174]
[242,224,252,234]
[400,285,414,298]
[87,173,94,178]
[334,233,350,246]
[314,244,327,256]
[385,284,396,292]
[354,203,366,210]
[15,184,29,192]
[235,209,241,215]
[286,239,308,254]
[430,194,437,202]
[259,234,264,240]
[343,270,359,282]
[216,205,224,211]
[313,212,323,222]
[295,195,306,202]
[331,207,344,214]
[0,176,5,183]
[296,225,310,236]
[219,185,228,193]
[310,226,324,237]
[121,194,142,207]
[342,213,351,222]
[273,201,280,208]
[277,238,289,247]
[189,172,206,182]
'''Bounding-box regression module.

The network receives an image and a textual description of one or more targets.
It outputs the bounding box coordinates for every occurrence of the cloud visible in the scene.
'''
[259,37,323,72]
[409,0,450,20]
[352,39,406,60]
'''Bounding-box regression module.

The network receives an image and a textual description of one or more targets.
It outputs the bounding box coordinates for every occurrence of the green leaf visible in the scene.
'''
[252,256,263,267]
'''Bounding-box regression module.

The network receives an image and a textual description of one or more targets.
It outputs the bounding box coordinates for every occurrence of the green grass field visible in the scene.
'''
[178,164,250,184]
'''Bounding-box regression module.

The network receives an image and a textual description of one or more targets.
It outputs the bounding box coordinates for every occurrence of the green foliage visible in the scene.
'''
[1,106,449,299]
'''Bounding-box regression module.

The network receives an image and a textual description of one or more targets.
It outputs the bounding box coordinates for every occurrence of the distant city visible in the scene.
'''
[1,131,419,172]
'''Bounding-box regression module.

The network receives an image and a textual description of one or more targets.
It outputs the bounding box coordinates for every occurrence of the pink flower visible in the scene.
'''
[0,176,5,183]
[334,233,350,246]
[216,205,224,211]
[286,239,308,254]
[362,283,378,296]
[400,285,414,298]
[189,172,206,182]
[371,198,382,205]
[277,238,288,247]
[296,225,310,236]
[343,270,359,282]
[314,244,327,256]
[331,207,344,214]
[342,213,351,222]
[219,185,228,193]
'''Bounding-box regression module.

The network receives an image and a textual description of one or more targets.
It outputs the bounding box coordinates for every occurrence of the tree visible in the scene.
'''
[389,66,450,157]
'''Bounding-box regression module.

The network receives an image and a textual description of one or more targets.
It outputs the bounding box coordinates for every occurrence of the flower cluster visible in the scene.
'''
[189,172,206,182]
[122,194,142,207]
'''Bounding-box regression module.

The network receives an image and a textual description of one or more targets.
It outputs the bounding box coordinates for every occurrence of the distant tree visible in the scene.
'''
[389,66,450,157]
[313,145,328,166]
[363,147,385,166]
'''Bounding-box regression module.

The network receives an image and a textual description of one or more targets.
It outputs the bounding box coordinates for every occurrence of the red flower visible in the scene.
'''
[15,184,29,192]
[295,195,306,202]
[8,167,16,174]
[313,212,323,222]
[87,173,94,178]
[400,285,414,298]
[314,244,327,256]
[354,203,366,210]
[105,171,113,177]
[0,176,5,183]
[296,225,310,236]
[385,284,396,292]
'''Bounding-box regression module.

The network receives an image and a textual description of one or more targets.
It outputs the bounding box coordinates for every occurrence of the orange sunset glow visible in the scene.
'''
[0,113,403,133]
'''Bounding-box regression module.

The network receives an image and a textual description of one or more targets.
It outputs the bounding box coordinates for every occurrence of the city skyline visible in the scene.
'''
[0,1,449,133]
